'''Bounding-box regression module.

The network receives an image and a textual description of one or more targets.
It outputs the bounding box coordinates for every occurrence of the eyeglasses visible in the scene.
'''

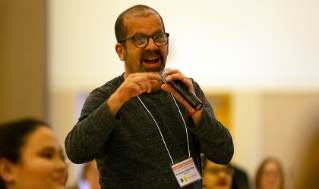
[204,167,234,176]
[120,33,169,48]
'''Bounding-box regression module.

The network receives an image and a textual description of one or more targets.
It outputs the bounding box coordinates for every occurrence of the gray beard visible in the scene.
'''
[139,50,165,73]
[139,63,165,74]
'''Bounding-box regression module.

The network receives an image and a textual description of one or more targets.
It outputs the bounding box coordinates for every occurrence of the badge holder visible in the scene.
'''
[171,157,202,187]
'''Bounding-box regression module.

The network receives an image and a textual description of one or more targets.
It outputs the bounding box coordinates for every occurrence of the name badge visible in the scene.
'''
[171,157,202,187]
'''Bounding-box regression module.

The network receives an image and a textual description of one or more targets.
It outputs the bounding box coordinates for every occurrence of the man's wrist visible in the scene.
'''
[107,93,125,117]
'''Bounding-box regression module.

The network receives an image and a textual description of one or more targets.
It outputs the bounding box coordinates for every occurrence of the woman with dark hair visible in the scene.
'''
[255,158,284,189]
[0,118,68,189]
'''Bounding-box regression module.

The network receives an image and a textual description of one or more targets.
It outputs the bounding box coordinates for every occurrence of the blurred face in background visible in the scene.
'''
[259,161,281,189]
[9,127,68,189]
[203,160,233,189]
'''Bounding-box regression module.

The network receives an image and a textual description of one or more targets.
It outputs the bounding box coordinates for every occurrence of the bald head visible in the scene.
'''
[115,5,166,43]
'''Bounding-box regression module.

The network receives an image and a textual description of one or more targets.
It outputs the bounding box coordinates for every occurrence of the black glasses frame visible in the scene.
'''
[119,33,169,48]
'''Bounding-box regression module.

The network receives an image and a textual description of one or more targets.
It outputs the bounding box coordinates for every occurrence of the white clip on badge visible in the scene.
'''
[171,157,202,187]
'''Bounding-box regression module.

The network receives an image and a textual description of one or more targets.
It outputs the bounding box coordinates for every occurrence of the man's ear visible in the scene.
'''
[0,158,16,183]
[115,43,125,61]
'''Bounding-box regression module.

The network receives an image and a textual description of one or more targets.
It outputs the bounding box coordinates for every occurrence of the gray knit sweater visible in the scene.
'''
[65,74,234,189]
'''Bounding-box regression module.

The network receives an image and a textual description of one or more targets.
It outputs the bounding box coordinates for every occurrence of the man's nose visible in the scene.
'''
[144,37,159,51]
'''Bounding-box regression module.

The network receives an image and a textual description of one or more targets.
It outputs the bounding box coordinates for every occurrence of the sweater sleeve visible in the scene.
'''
[65,87,120,164]
[188,80,234,165]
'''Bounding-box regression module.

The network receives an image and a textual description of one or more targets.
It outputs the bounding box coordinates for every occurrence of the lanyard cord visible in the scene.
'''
[136,94,191,165]
[123,73,190,164]
[170,94,191,159]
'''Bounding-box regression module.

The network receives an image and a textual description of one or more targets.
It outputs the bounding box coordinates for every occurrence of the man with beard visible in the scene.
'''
[65,4,234,189]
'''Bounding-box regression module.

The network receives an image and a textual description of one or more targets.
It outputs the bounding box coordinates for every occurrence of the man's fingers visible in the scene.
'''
[161,84,194,111]
[143,72,162,81]
[150,80,160,91]
[161,83,174,93]
[124,72,161,95]
[163,71,195,94]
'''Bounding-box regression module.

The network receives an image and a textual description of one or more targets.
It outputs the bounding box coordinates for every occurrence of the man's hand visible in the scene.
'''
[160,69,196,112]
[161,69,203,125]
[107,72,161,117]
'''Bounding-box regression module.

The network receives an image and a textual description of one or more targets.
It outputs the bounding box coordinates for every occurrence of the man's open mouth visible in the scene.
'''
[143,57,160,63]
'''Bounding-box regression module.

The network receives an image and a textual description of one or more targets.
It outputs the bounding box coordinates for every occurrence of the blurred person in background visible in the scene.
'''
[202,156,234,189]
[202,156,249,189]
[0,118,68,189]
[78,160,100,189]
[254,158,284,189]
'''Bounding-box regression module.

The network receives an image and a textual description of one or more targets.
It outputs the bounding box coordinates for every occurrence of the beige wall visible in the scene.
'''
[263,92,319,186]
[228,91,319,187]
[47,0,319,92]
[0,0,47,124]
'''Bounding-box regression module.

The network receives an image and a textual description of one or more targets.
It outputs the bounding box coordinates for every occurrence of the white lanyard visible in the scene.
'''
[136,94,191,165]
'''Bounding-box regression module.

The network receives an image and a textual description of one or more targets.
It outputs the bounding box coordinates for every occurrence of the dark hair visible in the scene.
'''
[255,158,284,189]
[0,118,51,189]
[114,4,166,50]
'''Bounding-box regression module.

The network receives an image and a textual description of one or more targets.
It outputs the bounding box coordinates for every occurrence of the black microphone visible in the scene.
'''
[161,68,203,111]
